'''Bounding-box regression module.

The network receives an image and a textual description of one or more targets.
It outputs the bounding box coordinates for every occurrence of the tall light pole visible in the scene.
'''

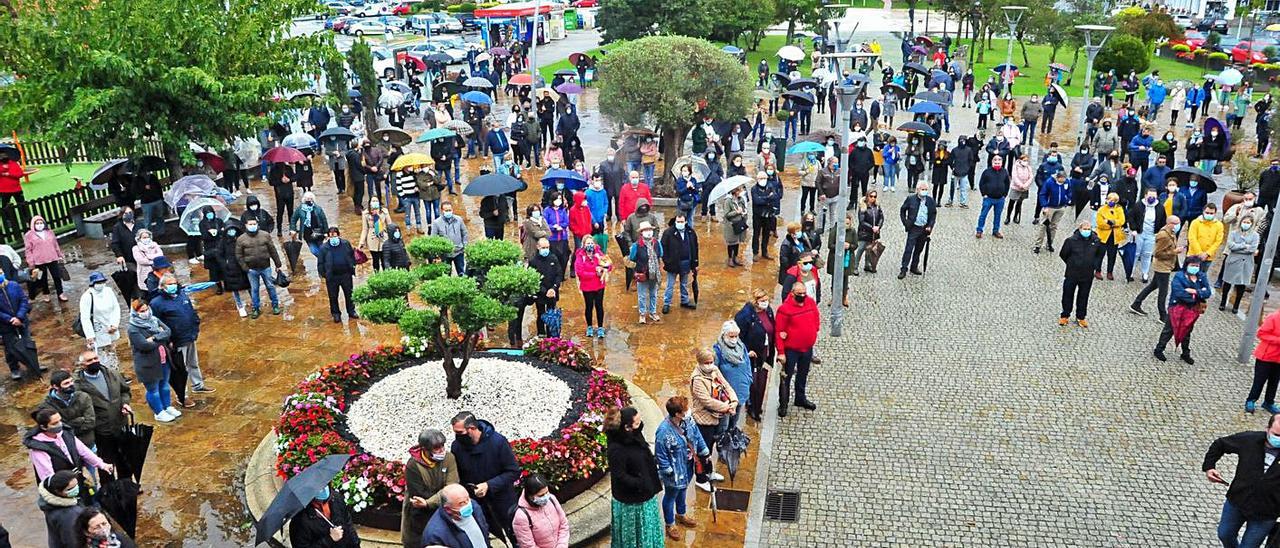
[526,0,544,88]
[828,84,860,337]
[1000,6,1027,95]
[1075,24,1115,145]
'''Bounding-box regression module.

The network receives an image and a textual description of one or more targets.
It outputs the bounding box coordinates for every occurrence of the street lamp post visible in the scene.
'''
[1075,25,1116,145]
[828,84,860,337]
[1000,6,1027,95]
[526,0,544,87]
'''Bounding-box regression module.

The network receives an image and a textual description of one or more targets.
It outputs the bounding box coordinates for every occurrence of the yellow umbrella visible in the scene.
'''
[1267,23,1280,31]
[391,152,433,171]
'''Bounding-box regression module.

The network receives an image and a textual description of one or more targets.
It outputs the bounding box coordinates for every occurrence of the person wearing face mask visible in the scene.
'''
[239,194,274,234]
[266,161,296,238]
[23,214,67,302]
[149,273,213,403]
[604,405,664,547]
[233,218,284,318]
[450,412,520,546]
[674,164,701,225]
[74,507,137,548]
[1057,222,1103,327]
[849,138,876,199]
[125,300,176,421]
[528,238,564,337]
[1219,214,1259,314]
[1200,126,1227,173]
[37,469,86,548]
[289,190,330,259]
[975,154,1011,239]
[617,170,653,222]
[1202,415,1280,548]
[37,369,97,450]
[290,482,361,548]
[24,408,113,491]
[401,428,459,548]
[318,226,359,323]
[543,191,572,277]
[1093,192,1127,280]
[653,396,708,539]
[1127,188,1168,283]
[1248,309,1280,415]
[211,222,252,318]
[775,282,820,415]
[109,209,139,289]
[511,473,571,548]
[1090,120,1119,164]
[628,222,663,323]
[379,223,410,271]
[1019,94,1042,141]
[732,288,775,420]
[196,206,225,291]
[660,215,698,314]
[781,250,821,306]
[428,203,467,274]
[1005,153,1033,225]
[1153,254,1212,363]
[78,272,123,369]
[750,171,781,259]
[1187,202,1225,274]
[689,347,737,493]
[73,350,132,480]
[574,237,612,339]
[898,182,937,278]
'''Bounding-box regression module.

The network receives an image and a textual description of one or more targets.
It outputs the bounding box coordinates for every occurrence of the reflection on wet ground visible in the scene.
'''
[0,87,799,547]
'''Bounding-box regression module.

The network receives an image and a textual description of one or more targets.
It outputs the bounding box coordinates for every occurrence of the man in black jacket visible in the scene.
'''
[528,237,562,337]
[948,139,976,207]
[975,155,1010,238]
[1058,223,1102,327]
[898,182,937,279]
[1203,414,1280,548]
[660,214,698,314]
[848,138,875,201]
[345,142,365,211]
[1260,159,1280,211]
[317,226,359,323]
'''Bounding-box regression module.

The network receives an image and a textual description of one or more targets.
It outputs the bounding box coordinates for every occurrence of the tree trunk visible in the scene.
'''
[659,125,687,191]
[1018,35,1030,67]
[786,19,796,45]
[162,143,183,183]
[444,362,463,399]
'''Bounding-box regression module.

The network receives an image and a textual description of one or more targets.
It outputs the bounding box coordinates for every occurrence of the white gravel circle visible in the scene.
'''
[345,357,573,461]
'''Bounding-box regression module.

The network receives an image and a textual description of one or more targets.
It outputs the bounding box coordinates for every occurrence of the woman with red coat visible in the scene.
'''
[0,154,28,233]
[1247,309,1280,414]
[568,191,593,250]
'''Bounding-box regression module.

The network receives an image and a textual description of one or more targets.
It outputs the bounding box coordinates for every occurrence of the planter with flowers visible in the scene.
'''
[269,336,631,533]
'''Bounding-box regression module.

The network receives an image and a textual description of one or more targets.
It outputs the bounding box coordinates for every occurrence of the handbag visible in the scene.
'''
[72,293,94,337]
[732,219,749,234]
[274,271,291,288]
[353,248,369,265]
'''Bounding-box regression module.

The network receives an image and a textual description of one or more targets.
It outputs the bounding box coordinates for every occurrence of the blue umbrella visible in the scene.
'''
[787,141,826,155]
[722,45,743,54]
[930,69,952,85]
[460,91,493,105]
[992,64,1018,75]
[347,89,361,98]
[907,101,945,115]
[540,168,588,190]
[416,127,458,143]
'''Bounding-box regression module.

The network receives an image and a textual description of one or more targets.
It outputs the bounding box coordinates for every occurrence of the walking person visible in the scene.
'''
[1058,222,1103,327]
[317,226,359,323]
[975,155,1010,238]
[1034,172,1072,254]
[689,348,736,493]
[1154,255,1212,364]
[897,182,937,279]
[1131,215,1183,322]
[234,218,285,318]
[654,396,708,541]
[775,282,819,417]
[1202,415,1280,548]
[1247,309,1280,415]
[1219,216,1259,314]
[605,407,664,548]
[629,222,663,324]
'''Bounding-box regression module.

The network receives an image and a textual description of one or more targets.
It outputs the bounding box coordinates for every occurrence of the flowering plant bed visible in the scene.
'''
[272,337,630,528]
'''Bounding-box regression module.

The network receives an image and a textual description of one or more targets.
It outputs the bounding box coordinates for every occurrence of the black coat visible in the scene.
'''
[605,429,662,504]
[1203,431,1280,521]
[734,302,774,358]
[288,497,361,548]
[216,234,250,292]
[1059,233,1102,281]
[1126,199,1167,235]
[777,235,810,284]
[950,145,976,176]
[450,420,521,524]
[849,146,875,174]
[660,226,698,274]
[240,196,275,234]
[383,236,411,269]
[857,205,884,242]
[317,240,357,279]
[899,195,937,231]
[1261,167,1280,209]
[109,220,138,264]
[528,251,563,294]
[977,167,1010,198]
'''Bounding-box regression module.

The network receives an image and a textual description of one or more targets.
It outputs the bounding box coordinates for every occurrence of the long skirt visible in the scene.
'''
[611,496,665,548]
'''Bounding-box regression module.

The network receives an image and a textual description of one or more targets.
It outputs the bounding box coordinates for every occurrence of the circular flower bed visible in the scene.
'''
[273,337,631,520]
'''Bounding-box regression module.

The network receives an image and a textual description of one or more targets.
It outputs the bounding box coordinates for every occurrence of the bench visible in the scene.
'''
[71,195,122,239]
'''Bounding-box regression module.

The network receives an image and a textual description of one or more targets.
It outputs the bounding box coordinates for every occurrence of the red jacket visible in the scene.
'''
[618,182,652,221]
[568,190,593,238]
[0,159,24,194]
[1255,310,1280,363]
[775,296,819,354]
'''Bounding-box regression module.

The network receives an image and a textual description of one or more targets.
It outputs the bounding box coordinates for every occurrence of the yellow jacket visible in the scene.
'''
[1095,205,1126,245]
[1187,218,1225,258]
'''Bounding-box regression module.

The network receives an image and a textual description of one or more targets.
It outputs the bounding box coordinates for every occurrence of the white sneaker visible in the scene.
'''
[165,406,183,417]
[155,410,175,423]
[188,258,200,265]
[237,305,248,318]
[709,472,725,482]
[694,481,711,493]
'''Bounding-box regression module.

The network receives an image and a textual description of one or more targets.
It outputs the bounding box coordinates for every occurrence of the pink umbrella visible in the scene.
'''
[262,146,306,164]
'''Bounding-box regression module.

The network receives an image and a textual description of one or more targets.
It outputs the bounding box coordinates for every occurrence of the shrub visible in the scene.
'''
[408,235,454,262]
[1171,44,1190,53]
[352,284,376,304]
[398,308,441,339]
[464,239,523,274]
[1095,35,1150,76]
[1152,140,1170,153]
[774,109,790,122]
[356,298,408,324]
[1208,52,1229,61]
[418,275,480,306]
[411,262,452,283]
[365,269,419,300]
[1266,46,1279,60]
[482,264,541,304]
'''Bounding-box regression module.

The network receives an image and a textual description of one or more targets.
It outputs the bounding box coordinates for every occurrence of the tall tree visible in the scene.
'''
[324,54,350,108]
[710,0,777,47]
[596,0,714,43]
[597,36,753,186]
[347,41,382,133]
[773,0,822,44]
[0,0,330,172]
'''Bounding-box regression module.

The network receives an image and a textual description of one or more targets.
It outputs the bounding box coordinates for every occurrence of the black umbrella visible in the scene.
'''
[1169,165,1217,193]
[319,126,356,143]
[98,471,140,538]
[254,454,351,546]
[845,73,872,85]
[914,90,949,104]
[554,68,578,77]
[89,159,130,189]
[717,427,751,481]
[130,155,166,172]
[426,53,452,65]
[117,414,153,483]
[287,90,321,100]
[770,72,792,86]
[372,127,412,147]
[284,239,304,272]
[786,78,818,91]
[904,62,929,77]
[881,82,907,95]
[111,266,137,304]
[781,91,815,106]
[897,121,937,136]
[464,172,523,196]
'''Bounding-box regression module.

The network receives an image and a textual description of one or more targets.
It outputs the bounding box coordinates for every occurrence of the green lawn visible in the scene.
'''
[955,38,1207,101]
[537,44,609,85]
[21,163,97,198]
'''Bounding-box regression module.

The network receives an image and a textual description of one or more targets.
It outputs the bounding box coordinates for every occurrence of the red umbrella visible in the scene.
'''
[401,55,426,71]
[568,52,595,66]
[509,73,533,86]
[194,152,224,172]
[262,146,306,164]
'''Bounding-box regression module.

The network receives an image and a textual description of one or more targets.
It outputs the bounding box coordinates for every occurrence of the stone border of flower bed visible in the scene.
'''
[244,378,664,547]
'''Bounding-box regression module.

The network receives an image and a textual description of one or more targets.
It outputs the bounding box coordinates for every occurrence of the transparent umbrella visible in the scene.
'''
[177,197,231,237]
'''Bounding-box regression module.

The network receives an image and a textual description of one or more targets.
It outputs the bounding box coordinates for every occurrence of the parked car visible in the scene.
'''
[330,16,357,33]
[374,15,408,29]
[1197,18,1229,34]
[1231,39,1279,64]
[1172,30,1207,50]
[355,2,393,17]
[408,12,464,34]
[345,19,396,37]
[1218,36,1241,53]
[370,47,397,78]
[571,0,598,6]
[431,35,484,54]
[454,13,480,31]
[391,2,412,15]
[400,42,467,64]
[325,1,356,15]
[1173,13,1194,28]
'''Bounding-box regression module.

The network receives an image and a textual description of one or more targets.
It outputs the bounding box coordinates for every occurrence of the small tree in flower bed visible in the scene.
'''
[523,336,595,372]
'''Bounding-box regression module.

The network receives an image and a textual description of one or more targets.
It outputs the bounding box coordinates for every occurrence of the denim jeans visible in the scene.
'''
[976,197,1005,234]
[1021,119,1037,140]
[1217,499,1272,548]
[141,200,166,234]
[230,290,243,308]
[308,241,322,257]
[449,254,466,276]
[401,196,423,229]
[637,280,659,316]
[626,161,640,176]
[663,271,691,307]
[450,151,461,186]
[142,365,172,414]
[661,484,688,525]
[949,175,969,205]
[423,199,440,225]
[884,163,898,190]
[247,267,279,309]
[1135,232,1156,277]
[467,136,482,157]
[784,117,797,140]
[642,163,656,186]
[492,152,506,171]
[364,173,383,204]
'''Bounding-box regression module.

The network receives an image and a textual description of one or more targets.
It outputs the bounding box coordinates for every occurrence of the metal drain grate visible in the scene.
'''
[763,490,801,522]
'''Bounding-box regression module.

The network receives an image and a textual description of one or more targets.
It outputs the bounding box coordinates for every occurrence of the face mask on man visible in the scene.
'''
[675,221,686,231]
[247,225,259,234]
[792,293,805,304]
[164,284,178,295]
[641,230,654,239]
[1146,196,1158,205]
[1079,229,1092,238]
[329,237,341,246]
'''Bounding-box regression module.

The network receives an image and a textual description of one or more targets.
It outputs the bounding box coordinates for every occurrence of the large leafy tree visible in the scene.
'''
[0,0,331,172]
[598,36,753,184]
[710,0,777,48]
[596,0,714,43]
[346,41,382,132]
[773,0,822,44]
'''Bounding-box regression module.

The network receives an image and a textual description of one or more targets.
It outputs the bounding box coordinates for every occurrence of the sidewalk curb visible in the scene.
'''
[743,357,781,548]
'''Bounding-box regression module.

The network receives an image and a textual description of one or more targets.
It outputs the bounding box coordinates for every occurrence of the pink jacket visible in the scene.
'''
[512,495,570,548]
[1011,160,1033,192]
[133,241,165,288]
[574,249,611,292]
[28,431,106,482]
[22,215,63,266]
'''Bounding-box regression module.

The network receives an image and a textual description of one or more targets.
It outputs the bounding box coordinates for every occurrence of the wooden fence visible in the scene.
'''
[10,139,166,167]
[0,186,116,247]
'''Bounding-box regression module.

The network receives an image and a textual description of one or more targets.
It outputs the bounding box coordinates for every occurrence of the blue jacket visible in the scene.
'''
[1038,179,1073,209]
[1148,82,1168,105]
[1169,269,1212,307]
[1177,187,1208,219]
[1128,134,1154,166]
[450,420,521,524]
[676,176,701,208]
[584,187,609,224]
[421,500,490,548]
[306,106,331,129]
[542,206,569,242]
[1186,87,1204,107]
[714,342,753,407]
[734,302,775,356]
[1142,165,1171,191]
[486,130,510,155]
[654,416,709,490]
[150,291,200,345]
[1035,160,1063,187]
[0,279,29,328]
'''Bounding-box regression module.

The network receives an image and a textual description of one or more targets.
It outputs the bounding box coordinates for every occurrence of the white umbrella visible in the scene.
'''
[177,196,231,237]
[1217,68,1244,86]
[1050,83,1068,107]
[777,45,805,61]
[164,174,219,210]
[707,175,753,205]
[672,155,710,180]
[475,52,492,62]
[378,89,406,108]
